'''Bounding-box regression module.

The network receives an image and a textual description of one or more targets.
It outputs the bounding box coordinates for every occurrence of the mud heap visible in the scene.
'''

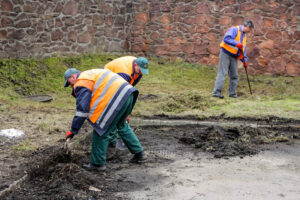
[179,125,293,158]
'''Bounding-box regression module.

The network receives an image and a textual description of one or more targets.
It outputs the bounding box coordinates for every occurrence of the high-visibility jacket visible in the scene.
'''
[104,56,142,86]
[72,69,138,136]
[220,26,247,61]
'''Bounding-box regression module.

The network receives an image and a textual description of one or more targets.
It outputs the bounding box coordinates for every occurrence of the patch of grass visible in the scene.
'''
[0,54,300,120]
[12,139,37,152]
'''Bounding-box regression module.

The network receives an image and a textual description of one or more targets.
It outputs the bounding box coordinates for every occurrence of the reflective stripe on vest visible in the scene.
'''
[220,26,247,59]
[74,69,131,125]
[75,111,89,117]
[98,84,132,128]
[104,56,139,85]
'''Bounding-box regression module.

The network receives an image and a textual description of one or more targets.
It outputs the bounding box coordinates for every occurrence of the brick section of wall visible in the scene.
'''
[0,0,299,76]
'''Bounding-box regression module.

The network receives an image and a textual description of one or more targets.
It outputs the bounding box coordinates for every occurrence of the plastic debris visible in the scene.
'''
[0,129,24,138]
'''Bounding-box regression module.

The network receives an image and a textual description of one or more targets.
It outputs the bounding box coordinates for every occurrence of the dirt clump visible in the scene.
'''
[178,125,294,158]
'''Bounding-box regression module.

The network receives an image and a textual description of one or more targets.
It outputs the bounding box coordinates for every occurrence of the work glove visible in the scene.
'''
[65,131,74,140]
[236,43,243,50]
[127,116,130,123]
[244,62,248,68]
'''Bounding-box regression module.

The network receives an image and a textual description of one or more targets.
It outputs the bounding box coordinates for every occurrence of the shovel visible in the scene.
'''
[64,138,72,154]
[241,49,253,95]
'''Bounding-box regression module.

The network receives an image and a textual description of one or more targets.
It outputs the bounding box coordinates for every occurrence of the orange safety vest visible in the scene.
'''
[73,69,138,135]
[104,56,140,85]
[220,26,247,60]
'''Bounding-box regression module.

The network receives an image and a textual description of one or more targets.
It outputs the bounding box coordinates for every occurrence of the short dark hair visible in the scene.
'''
[244,20,254,28]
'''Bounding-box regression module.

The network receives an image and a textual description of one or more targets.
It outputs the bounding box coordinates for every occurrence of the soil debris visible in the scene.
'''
[178,125,294,158]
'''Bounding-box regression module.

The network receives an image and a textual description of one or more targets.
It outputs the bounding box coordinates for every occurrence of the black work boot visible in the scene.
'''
[83,163,106,171]
[229,94,238,98]
[130,151,147,163]
[212,94,224,99]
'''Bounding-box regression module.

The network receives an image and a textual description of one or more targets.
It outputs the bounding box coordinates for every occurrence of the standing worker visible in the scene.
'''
[103,56,149,149]
[212,20,254,98]
[64,68,147,171]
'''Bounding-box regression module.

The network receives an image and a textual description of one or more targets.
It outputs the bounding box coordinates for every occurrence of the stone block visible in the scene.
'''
[260,49,272,58]
[220,17,231,25]
[232,16,244,25]
[12,0,24,5]
[1,17,13,27]
[78,32,90,43]
[196,2,210,14]
[291,53,300,63]
[93,15,104,25]
[269,58,285,75]
[135,12,148,23]
[207,44,219,55]
[194,45,208,55]
[37,33,49,43]
[174,37,187,45]
[240,3,256,11]
[8,29,25,40]
[266,31,282,40]
[161,3,171,12]
[257,56,269,67]
[156,46,169,55]
[205,32,217,41]
[294,31,300,40]
[294,41,300,51]
[263,19,274,28]
[286,62,300,76]
[209,54,219,65]
[51,30,63,41]
[150,32,159,41]
[54,2,63,13]
[1,0,13,12]
[55,19,63,27]
[63,1,78,16]
[0,30,7,39]
[197,25,209,33]
[158,14,171,24]
[26,29,35,35]
[183,44,194,54]
[131,44,142,52]
[15,20,31,28]
[184,17,195,25]
[247,47,260,58]
[68,31,77,42]
[258,40,274,50]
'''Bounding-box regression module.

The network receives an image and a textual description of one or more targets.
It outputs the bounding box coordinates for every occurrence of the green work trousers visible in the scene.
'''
[91,94,143,165]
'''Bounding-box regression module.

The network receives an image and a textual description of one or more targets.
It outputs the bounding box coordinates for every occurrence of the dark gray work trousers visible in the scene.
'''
[212,50,238,96]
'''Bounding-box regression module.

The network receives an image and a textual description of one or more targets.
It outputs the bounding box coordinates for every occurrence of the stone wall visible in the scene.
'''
[0,0,133,58]
[0,0,299,76]
[129,0,300,76]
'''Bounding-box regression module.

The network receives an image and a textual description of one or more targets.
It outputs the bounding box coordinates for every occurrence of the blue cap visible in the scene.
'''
[64,68,80,87]
[136,57,149,75]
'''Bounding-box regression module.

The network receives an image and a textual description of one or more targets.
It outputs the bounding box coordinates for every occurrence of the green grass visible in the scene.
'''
[12,139,37,152]
[0,54,299,119]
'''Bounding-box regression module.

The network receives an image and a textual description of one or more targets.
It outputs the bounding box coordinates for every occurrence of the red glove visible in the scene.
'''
[126,116,130,123]
[244,62,248,68]
[236,43,243,50]
[65,131,74,140]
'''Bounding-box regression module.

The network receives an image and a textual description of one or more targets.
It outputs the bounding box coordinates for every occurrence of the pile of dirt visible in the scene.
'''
[1,136,147,200]
[178,125,294,158]
[1,121,299,199]
[2,146,105,200]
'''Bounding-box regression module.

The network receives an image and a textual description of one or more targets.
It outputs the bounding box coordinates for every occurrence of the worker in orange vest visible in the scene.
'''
[212,20,254,99]
[103,56,149,151]
[64,68,146,171]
